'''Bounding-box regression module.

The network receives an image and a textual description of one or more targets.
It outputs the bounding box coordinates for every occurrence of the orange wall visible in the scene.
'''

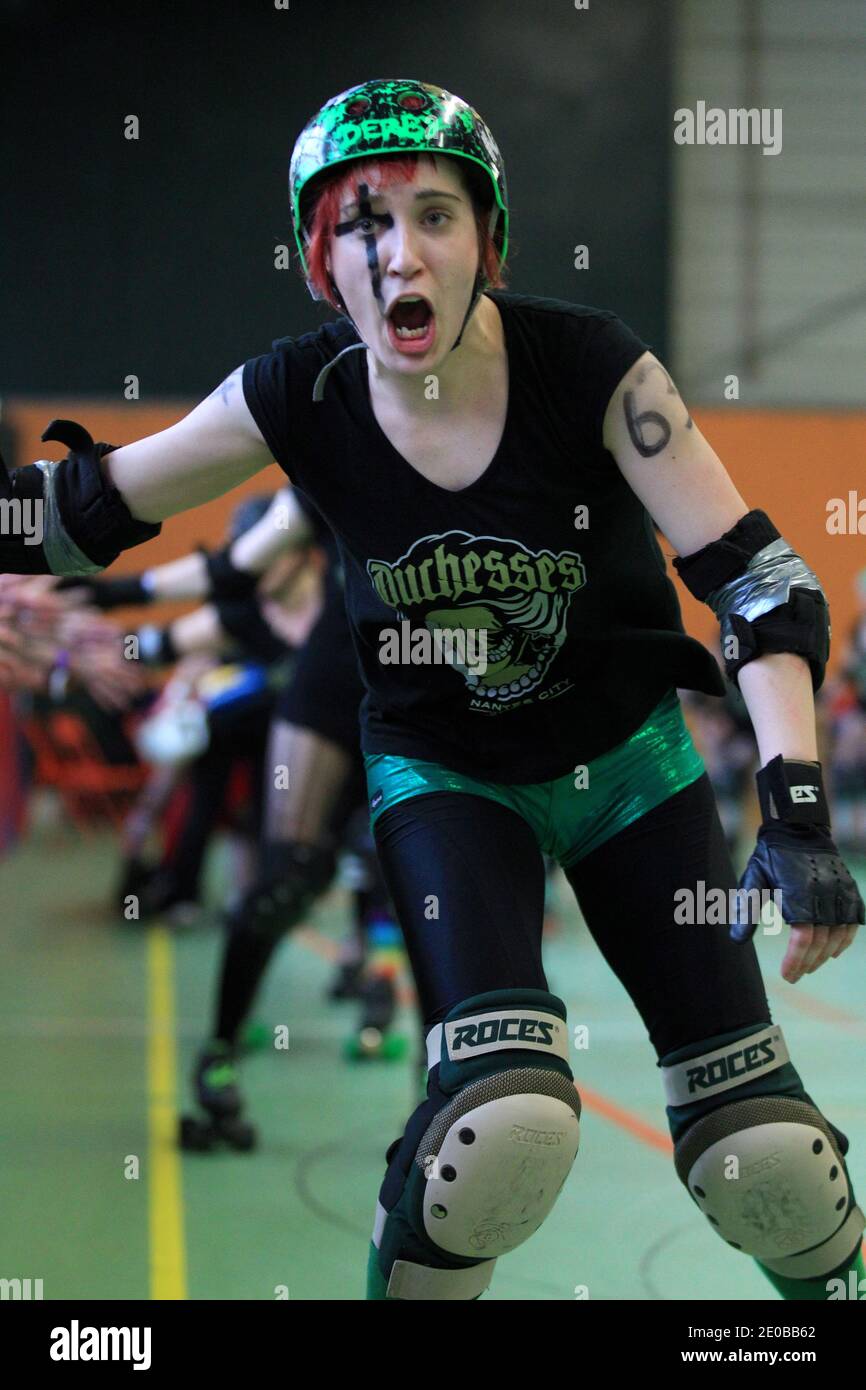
[671,409,866,674]
[7,400,865,670]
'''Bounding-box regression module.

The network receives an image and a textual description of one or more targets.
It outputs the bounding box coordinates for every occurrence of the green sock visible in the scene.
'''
[366,1242,390,1301]
[757,1243,865,1300]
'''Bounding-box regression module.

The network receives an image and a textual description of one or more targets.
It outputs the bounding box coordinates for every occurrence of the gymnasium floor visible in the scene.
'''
[2,823,864,1302]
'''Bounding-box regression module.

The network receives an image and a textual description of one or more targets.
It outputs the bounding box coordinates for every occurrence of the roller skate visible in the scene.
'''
[178,1041,257,1151]
[139,867,201,928]
[343,920,408,1062]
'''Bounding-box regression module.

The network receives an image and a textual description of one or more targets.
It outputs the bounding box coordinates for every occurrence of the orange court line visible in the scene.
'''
[295,928,675,1147]
[570,1080,674,1154]
[766,980,866,1036]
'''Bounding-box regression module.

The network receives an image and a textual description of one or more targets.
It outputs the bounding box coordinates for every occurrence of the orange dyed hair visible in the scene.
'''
[302,154,506,309]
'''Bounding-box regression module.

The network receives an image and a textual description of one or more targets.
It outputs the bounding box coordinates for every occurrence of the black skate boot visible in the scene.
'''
[178,1041,257,1151]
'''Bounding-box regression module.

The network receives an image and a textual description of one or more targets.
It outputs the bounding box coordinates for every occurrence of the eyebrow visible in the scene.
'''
[338,188,464,215]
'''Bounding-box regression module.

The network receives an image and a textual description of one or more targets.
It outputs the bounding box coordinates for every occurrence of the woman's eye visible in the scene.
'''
[423,210,449,227]
[355,217,376,234]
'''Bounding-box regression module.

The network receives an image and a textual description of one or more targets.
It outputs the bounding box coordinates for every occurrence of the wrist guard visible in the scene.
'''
[731,756,865,940]
[58,573,153,610]
[756,754,830,828]
[96,574,153,609]
[673,510,830,691]
[200,545,259,600]
[0,420,161,576]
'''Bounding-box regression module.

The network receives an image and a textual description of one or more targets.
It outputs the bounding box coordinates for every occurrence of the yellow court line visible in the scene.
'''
[147,926,188,1300]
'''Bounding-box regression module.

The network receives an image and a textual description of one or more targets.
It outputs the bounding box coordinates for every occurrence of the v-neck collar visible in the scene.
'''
[355,292,515,498]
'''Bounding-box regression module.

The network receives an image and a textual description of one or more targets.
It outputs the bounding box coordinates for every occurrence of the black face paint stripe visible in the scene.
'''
[332,187,393,316]
[357,183,385,313]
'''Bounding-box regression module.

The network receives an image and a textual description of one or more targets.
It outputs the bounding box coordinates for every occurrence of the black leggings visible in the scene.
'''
[372,773,771,1059]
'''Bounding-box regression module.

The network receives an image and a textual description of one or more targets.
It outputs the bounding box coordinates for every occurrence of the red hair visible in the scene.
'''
[302,154,505,309]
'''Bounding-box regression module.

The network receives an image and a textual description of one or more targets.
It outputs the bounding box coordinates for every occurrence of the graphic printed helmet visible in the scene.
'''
[289,78,509,296]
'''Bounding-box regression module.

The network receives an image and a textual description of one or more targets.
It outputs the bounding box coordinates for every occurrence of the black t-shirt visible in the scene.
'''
[293,481,344,604]
[243,290,722,783]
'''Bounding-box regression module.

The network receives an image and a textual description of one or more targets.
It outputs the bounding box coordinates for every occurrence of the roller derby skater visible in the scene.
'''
[7,77,863,1302]
[90,483,412,1138]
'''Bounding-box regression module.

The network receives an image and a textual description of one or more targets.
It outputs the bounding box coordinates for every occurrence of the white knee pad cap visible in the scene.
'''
[414,1066,580,1259]
[675,1095,865,1277]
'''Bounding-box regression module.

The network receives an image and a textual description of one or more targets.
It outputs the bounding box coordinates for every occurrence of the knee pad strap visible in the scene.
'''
[661,1023,791,1109]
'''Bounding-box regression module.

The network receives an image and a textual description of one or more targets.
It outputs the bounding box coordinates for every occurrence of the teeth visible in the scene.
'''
[395,325,429,339]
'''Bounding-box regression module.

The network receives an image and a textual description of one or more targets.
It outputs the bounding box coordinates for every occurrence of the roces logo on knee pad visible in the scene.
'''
[445,1011,567,1061]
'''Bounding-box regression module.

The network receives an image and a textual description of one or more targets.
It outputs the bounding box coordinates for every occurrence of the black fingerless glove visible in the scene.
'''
[732,756,865,942]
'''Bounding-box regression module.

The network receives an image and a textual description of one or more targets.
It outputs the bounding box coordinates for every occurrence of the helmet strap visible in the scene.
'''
[449,271,485,352]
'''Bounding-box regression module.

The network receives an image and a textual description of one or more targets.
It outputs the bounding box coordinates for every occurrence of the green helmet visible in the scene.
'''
[289,78,509,284]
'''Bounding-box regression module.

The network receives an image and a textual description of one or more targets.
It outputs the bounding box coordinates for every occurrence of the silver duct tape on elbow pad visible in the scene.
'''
[34,461,104,576]
[706,537,823,637]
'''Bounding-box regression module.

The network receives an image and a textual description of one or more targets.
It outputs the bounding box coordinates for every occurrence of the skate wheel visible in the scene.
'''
[344,1029,408,1062]
[379,1033,409,1061]
[178,1114,215,1151]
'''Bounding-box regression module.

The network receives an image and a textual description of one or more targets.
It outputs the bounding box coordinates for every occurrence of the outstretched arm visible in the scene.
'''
[602,350,863,980]
[104,367,273,522]
[143,487,312,602]
[0,366,277,578]
[137,604,233,663]
[603,351,814,765]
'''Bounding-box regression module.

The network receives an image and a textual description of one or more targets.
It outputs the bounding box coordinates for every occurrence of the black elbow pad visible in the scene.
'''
[672,510,780,600]
[200,544,259,600]
[725,589,831,692]
[0,419,160,576]
[46,419,161,568]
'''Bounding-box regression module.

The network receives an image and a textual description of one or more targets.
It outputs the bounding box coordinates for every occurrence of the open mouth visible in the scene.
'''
[387,296,436,354]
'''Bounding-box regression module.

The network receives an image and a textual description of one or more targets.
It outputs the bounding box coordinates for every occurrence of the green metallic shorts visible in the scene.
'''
[364,688,705,869]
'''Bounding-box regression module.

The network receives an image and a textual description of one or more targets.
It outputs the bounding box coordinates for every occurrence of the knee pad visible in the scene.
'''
[665,1026,865,1278]
[230,840,336,939]
[372,989,581,1300]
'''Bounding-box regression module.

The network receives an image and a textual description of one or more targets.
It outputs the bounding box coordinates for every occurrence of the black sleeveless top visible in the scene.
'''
[243,291,722,782]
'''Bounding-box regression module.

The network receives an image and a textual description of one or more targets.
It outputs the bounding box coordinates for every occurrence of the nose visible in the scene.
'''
[382,215,424,280]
